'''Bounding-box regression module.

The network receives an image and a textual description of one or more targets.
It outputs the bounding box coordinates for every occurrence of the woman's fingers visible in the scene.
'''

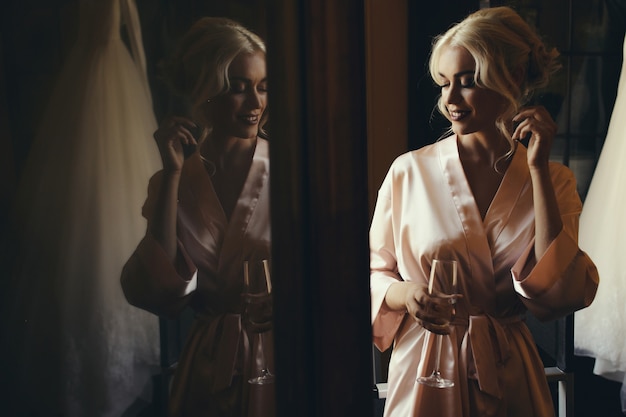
[155,117,198,147]
[412,291,463,335]
[153,116,200,170]
[512,106,557,168]
[512,106,557,141]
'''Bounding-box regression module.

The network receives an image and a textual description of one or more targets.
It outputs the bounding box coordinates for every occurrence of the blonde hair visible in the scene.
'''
[162,17,267,139]
[429,6,560,159]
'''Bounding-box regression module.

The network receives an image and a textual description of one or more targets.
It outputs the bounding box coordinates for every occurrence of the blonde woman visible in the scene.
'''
[121,17,272,417]
[370,7,599,416]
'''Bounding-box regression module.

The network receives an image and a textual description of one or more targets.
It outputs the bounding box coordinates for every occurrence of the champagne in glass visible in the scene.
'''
[416,259,457,388]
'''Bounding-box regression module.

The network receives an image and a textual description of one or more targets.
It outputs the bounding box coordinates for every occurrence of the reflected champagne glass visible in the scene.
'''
[416,259,457,388]
[244,260,275,385]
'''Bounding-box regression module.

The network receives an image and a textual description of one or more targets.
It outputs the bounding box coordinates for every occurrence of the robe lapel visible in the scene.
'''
[483,145,530,247]
[220,139,269,263]
[439,136,496,309]
[439,139,532,310]
[177,140,268,278]
[180,139,269,250]
[179,153,227,239]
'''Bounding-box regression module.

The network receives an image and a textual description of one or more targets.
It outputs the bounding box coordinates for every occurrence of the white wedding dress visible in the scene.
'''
[574,34,626,413]
[3,0,161,415]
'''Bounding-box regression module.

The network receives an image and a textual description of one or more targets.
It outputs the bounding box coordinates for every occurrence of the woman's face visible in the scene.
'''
[436,45,506,137]
[210,50,268,140]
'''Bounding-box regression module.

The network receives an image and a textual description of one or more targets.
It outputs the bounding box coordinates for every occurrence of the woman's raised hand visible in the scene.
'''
[153,116,199,173]
[512,106,558,171]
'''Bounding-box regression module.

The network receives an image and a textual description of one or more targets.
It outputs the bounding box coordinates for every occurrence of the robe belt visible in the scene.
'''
[456,314,524,399]
[195,312,251,393]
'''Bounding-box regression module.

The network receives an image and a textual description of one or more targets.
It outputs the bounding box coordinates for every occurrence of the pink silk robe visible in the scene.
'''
[121,138,272,417]
[370,136,598,417]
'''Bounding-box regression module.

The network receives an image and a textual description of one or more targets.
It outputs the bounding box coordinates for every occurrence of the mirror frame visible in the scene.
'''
[266,1,374,416]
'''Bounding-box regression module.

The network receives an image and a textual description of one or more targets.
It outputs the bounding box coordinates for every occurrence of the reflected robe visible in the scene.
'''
[370,136,598,417]
[121,138,272,417]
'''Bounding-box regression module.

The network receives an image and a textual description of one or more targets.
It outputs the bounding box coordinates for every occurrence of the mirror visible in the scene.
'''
[1,0,276,416]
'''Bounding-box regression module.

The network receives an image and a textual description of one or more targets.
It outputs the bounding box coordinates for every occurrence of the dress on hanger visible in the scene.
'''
[2,0,161,415]
[574,33,626,413]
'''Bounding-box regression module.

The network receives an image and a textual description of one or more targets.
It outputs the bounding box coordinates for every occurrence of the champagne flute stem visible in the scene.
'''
[258,332,265,367]
[433,334,443,375]
[258,332,270,374]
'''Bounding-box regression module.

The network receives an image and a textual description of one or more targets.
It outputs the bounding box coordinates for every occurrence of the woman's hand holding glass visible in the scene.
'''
[416,259,460,388]
[242,259,273,333]
[243,291,273,334]
[404,280,461,336]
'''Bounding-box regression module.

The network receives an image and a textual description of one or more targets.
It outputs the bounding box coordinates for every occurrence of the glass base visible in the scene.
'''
[248,369,275,385]
[416,372,454,388]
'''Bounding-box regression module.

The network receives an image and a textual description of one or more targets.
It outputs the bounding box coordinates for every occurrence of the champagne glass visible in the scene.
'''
[416,259,457,388]
[243,260,275,385]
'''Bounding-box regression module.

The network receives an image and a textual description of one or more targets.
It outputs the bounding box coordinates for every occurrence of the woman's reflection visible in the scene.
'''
[120,16,273,417]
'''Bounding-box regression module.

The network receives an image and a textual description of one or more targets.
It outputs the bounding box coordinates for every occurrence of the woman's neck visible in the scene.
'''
[200,135,257,172]
[457,131,512,169]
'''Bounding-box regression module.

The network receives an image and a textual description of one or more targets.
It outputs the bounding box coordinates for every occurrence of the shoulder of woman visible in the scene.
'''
[389,139,442,170]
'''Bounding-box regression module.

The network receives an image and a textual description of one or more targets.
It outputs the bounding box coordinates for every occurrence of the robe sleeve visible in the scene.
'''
[121,234,197,318]
[511,164,599,321]
[370,170,406,352]
[120,172,198,318]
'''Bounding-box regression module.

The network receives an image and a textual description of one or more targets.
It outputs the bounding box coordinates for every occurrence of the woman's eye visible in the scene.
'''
[230,82,247,93]
[461,79,475,88]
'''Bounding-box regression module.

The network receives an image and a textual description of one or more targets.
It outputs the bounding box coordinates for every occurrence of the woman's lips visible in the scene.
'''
[448,110,470,121]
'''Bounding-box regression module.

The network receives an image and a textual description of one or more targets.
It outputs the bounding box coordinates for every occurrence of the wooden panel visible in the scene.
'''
[365,0,409,215]
[266,1,373,416]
